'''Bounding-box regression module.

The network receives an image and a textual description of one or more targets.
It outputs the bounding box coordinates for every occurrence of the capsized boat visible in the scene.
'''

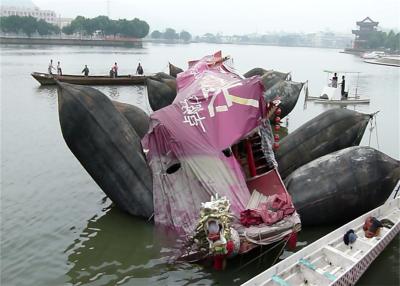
[168,62,183,78]
[31,72,148,85]
[142,51,301,265]
[242,189,400,286]
[275,109,372,179]
[285,146,400,226]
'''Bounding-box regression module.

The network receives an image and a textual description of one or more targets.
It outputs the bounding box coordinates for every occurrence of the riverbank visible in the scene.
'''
[0,36,142,47]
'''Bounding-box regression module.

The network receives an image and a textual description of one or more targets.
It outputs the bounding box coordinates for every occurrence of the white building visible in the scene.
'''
[0,0,71,27]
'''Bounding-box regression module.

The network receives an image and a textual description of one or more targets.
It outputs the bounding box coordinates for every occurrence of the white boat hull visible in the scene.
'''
[242,194,400,286]
[306,96,370,105]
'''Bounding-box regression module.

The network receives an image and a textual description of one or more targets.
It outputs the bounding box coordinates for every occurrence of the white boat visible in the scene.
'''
[306,70,370,105]
[364,56,400,68]
[242,181,400,286]
[362,51,385,59]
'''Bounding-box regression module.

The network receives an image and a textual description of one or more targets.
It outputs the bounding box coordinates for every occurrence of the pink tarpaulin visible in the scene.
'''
[142,52,266,235]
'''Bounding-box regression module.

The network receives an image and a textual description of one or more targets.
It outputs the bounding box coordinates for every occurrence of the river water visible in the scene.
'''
[1,43,399,286]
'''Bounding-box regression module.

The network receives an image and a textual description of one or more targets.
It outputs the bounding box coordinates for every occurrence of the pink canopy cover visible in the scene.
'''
[142,52,266,235]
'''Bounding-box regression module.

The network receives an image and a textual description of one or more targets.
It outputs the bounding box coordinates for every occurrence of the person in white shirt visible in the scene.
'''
[48,59,55,75]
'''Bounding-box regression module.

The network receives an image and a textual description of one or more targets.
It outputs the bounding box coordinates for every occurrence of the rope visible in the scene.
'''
[368,119,374,146]
[367,112,380,149]
[235,239,286,271]
[375,115,380,150]
[271,231,292,267]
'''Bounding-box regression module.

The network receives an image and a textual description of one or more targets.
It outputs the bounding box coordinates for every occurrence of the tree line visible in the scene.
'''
[62,16,149,38]
[365,30,400,51]
[150,28,192,42]
[0,15,60,36]
[0,15,150,38]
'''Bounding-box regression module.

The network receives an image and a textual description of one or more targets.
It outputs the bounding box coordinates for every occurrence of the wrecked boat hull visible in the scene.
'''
[264,80,303,120]
[275,109,371,179]
[243,67,269,78]
[169,62,183,78]
[57,82,153,217]
[146,77,177,111]
[285,146,400,226]
[112,101,150,139]
[261,71,290,89]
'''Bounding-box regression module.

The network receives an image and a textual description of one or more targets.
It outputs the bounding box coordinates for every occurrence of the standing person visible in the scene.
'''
[57,61,62,75]
[82,65,89,77]
[113,62,118,77]
[48,59,55,75]
[136,62,144,75]
[341,75,347,98]
[331,72,338,88]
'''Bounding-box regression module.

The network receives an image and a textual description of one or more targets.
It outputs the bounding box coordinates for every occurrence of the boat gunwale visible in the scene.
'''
[242,196,400,286]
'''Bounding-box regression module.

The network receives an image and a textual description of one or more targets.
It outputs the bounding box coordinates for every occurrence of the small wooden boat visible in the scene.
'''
[31,72,148,86]
[243,182,400,286]
[364,58,400,67]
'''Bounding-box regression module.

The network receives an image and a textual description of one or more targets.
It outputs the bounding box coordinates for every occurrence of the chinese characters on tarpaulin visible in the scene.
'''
[142,51,266,235]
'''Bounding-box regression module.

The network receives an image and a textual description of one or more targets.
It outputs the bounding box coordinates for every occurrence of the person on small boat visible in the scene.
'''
[331,73,338,88]
[136,63,144,75]
[112,62,118,77]
[109,68,114,78]
[341,75,347,98]
[48,59,55,75]
[82,65,89,77]
[57,61,62,76]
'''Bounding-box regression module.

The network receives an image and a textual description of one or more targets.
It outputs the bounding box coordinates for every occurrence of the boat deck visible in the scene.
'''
[31,72,150,86]
[242,194,400,286]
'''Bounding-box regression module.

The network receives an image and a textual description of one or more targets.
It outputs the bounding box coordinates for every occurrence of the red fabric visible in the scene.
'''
[240,193,295,227]
[256,193,295,225]
[208,233,220,241]
[213,255,225,270]
[287,232,298,250]
[240,209,263,227]
[226,240,234,255]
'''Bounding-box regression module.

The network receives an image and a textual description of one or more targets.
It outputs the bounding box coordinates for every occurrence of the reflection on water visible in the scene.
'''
[64,206,215,286]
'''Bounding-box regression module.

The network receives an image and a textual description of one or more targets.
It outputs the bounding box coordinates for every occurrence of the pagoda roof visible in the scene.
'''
[357,17,379,26]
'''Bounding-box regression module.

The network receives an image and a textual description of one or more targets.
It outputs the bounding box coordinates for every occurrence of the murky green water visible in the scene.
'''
[1,43,399,285]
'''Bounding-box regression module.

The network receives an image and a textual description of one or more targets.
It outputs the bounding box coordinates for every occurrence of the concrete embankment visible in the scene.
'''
[0,37,142,48]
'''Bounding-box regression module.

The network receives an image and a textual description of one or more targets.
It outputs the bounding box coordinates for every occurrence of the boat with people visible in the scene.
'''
[306,70,370,104]
[243,183,400,286]
[31,71,149,86]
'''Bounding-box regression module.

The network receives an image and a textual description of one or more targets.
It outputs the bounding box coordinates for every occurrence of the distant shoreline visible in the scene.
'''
[0,36,351,50]
[0,36,142,48]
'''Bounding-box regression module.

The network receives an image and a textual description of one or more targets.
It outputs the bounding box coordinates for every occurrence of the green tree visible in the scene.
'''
[151,30,162,39]
[179,30,191,42]
[19,16,37,36]
[366,31,386,49]
[91,16,110,35]
[62,25,74,35]
[385,30,399,51]
[0,16,20,33]
[0,15,60,36]
[37,19,59,35]
[61,15,149,38]
[164,28,178,40]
